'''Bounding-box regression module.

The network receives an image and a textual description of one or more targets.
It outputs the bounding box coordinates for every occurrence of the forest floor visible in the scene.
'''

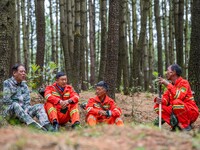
[1,91,200,150]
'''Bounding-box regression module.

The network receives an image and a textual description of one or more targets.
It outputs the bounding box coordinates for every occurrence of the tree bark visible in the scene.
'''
[105,0,120,99]
[98,0,107,81]
[154,0,163,76]
[188,0,200,108]
[0,0,15,91]
[89,0,95,86]
[35,0,45,69]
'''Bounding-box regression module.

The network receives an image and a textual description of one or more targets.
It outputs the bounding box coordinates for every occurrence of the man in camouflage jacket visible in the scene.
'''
[2,64,54,131]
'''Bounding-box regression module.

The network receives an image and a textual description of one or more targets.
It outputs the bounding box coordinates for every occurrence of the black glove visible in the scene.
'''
[38,87,45,98]
[170,112,178,127]
[106,110,112,117]
[60,107,68,114]
[80,102,87,110]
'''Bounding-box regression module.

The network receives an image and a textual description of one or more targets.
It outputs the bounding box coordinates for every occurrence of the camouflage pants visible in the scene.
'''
[3,102,50,126]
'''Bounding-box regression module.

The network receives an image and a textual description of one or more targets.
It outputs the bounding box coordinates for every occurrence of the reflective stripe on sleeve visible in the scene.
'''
[86,107,92,113]
[45,94,51,100]
[174,90,181,99]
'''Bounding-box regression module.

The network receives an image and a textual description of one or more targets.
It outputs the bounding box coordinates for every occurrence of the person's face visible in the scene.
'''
[95,86,107,98]
[166,66,175,80]
[13,66,26,83]
[56,75,67,88]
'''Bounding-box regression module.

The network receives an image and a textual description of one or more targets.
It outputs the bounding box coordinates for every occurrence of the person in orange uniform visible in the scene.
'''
[44,72,80,131]
[154,64,199,131]
[85,81,124,126]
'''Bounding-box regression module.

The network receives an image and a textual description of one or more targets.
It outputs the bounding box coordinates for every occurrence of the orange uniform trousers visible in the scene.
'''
[154,99,199,128]
[44,102,80,125]
[86,114,124,126]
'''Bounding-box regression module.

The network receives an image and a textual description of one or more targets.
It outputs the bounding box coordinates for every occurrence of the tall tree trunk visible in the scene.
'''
[143,39,148,91]
[89,0,95,86]
[67,0,73,66]
[60,0,72,82]
[130,0,138,88]
[184,0,189,78]
[73,0,81,93]
[188,0,200,108]
[105,0,120,99]
[49,0,56,63]
[55,0,59,65]
[169,0,175,64]
[35,0,45,70]
[119,0,129,95]
[133,0,148,88]
[174,0,179,63]
[16,0,21,63]
[80,0,87,90]
[0,0,15,91]
[177,0,184,70]
[162,0,169,70]
[98,0,107,81]
[127,2,132,90]
[149,0,154,92]
[154,0,163,76]
[21,0,28,69]
[30,1,35,65]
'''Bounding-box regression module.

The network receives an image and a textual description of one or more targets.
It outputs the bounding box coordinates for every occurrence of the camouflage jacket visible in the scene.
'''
[3,77,31,110]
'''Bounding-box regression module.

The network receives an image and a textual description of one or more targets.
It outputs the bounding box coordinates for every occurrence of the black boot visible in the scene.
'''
[153,117,165,126]
[53,119,59,132]
[43,123,55,132]
[72,121,82,129]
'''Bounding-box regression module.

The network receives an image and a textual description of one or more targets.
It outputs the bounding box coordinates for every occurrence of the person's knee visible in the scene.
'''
[12,102,22,110]
[115,117,124,126]
[172,99,182,105]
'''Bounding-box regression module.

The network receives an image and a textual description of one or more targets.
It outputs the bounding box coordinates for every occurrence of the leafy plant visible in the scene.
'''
[27,62,58,90]
[27,64,42,90]
[43,61,58,85]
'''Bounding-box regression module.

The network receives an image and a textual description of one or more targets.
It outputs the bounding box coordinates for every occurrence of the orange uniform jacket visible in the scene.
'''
[44,82,80,124]
[86,95,123,124]
[154,77,199,128]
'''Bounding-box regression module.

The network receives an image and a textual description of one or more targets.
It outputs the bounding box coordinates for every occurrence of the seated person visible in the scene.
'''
[2,64,53,131]
[154,64,199,131]
[85,81,124,126]
[44,72,81,131]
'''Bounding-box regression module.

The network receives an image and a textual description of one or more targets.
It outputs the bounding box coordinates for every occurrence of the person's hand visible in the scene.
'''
[98,110,107,116]
[155,97,162,104]
[158,77,169,86]
[59,100,68,109]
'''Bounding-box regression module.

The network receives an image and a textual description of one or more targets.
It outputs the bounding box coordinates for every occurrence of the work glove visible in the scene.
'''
[106,110,112,117]
[170,112,178,127]
[80,102,87,110]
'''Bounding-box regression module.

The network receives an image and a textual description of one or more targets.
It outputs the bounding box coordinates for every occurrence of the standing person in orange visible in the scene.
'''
[154,64,199,131]
[44,72,81,131]
[85,81,124,126]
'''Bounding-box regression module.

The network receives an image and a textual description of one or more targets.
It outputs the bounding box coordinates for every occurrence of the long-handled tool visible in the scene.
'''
[158,81,162,130]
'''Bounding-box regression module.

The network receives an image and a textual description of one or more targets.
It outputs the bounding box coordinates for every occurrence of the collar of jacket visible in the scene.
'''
[11,76,22,86]
[174,77,183,86]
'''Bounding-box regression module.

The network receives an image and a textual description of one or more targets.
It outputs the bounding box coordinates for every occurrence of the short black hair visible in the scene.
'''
[95,81,109,91]
[170,64,182,76]
[12,64,25,73]
[56,71,66,79]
